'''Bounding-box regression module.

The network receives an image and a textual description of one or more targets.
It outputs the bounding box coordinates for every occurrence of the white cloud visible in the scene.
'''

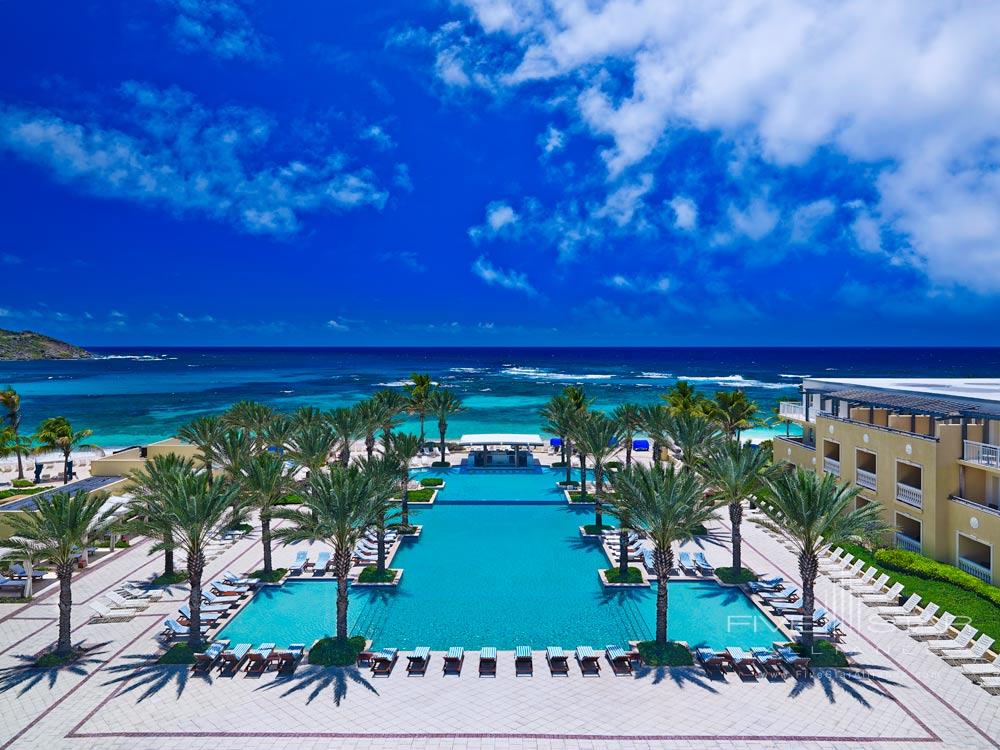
[326,319,349,330]
[790,198,836,243]
[0,307,10,317]
[852,211,883,254]
[469,200,521,241]
[539,125,565,155]
[728,196,779,241]
[1,253,22,264]
[379,250,426,273]
[471,255,536,295]
[605,274,632,289]
[604,273,671,295]
[393,163,414,192]
[360,124,395,151]
[164,0,269,61]
[668,196,697,231]
[0,82,389,236]
[457,0,1000,290]
[176,312,215,324]
[593,173,654,228]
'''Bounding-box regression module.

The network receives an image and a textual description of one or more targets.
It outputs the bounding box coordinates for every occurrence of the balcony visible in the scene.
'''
[856,468,877,491]
[963,439,1000,469]
[957,556,993,584]
[896,482,922,509]
[949,493,1000,518]
[779,402,808,422]
[823,457,841,476]
[894,532,921,553]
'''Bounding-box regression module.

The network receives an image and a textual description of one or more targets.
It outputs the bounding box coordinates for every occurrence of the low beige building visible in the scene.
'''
[775,377,1000,585]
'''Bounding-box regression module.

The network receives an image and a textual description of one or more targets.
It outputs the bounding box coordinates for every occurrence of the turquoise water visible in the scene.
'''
[413,466,591,502]
[218,470,780,650]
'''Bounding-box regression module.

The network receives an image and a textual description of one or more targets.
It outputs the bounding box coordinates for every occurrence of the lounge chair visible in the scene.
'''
[775,645,811,677]
[222,570,257,587]
[9,563,44,579]
[747,576,783,593]
[407,646,431,675]
[177,605,224,625]
[210,581,248,597]
[268,643,306,674]
[641,548,657,574]
[0,576,26,596]
[812,619,844,641]
[372,647,399,676]
[841,566,877,589]
[786,608,827,628]
[926,624,976,652]
[981,675,1000,693]
[695,647,726,673]
[313,551,332,573]
[849,572,890,595]
[161,618,209,639]
[677,551,696,573]
[546,646,569,675]
[909,611,955,638]
[827,559,864,580]
[193,640,230,672]
[245,643,276,675]
[90,601,141,622]
[201,589,238,608]
[750,647,784,677]
[119,582,163,600]
[877,592,921,617]
[961,653,1000,677]
[693,552,715,575]
[939,633,993,662]
[821,552,853,572]
[479,647,497,677]
[760,585,798,602]
[862,582,904,604]
[819,547,844,566]
[289,551,309,574]
[575,646,601,676]
[105,590,149,609]
[515,645,533,675]
[605,644,632,676]
[443,646,465,675]
[895,602,939,628]
[772,597,805,615]
[217,643,253,673]
[725,647,758,676]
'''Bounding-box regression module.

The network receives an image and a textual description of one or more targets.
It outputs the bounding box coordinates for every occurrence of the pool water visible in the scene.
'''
[218,471,781,650]
[412,466,590,502]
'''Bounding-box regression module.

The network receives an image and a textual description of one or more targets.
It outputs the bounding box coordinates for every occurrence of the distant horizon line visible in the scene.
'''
[79,344,1000,350]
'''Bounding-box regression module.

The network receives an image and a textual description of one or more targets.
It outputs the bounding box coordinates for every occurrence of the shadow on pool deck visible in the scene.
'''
[256,664,379,705]
[0,640,110,696]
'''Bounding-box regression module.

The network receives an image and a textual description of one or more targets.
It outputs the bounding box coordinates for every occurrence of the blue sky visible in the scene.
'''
[2,0,1000,346]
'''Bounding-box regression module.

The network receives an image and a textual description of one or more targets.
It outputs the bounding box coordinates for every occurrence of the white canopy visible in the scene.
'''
[458,433,544,446]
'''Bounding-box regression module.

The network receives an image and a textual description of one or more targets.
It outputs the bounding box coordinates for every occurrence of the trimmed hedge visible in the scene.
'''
[419,477,443,487]
[12,479,34,488]
[874,548,1000,608]
[403,488,434,502]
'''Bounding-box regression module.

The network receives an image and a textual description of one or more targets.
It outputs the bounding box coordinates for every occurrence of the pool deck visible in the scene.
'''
[2,505,999,749]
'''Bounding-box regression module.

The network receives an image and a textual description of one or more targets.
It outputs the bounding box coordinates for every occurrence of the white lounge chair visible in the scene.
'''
[876,592,920,617]
[862,582,904,604]
[827,559,864,580]
[289,551,309,574]
[90,601,141,622]
[940,634,993,662]
[926,624,977,652]
[821,552,853,571]
[961,653,1000,677]
[841,566,878,589]
[105,590,148,609]
[851,573,890,595]
[896,602,939,628]
[909,611,955,638]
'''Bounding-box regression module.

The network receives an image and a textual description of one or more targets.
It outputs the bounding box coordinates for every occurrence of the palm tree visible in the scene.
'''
[0,427,33,481]
[156,469,242,649]
[610,464,718,646]
[34,416,98,484]
[263,413,295,454]
[222,401,275,453]
[124,454,195,577]
[540,394,576,484]
[354,454,401,574]
[708,391,761,441]
[0,537,45,598]
[178,416,225,483]
[287,422,337,478]
[354,399,381,461]
[213,429,254,482]
[661,380,710,416]
[665,413,722,469]
[0,386,26,480]
[404,373,434,445]
[327,407,362,467]
[389,432,422,528]
[373,389,408,452]
[428,389,463,464]
[611,403,644,468]
[754,469,889,649]
[573,413,621,526]
[701,440,776,573]
[273,466,383,640]
[640,403,672,466]
[292,405,326,430]
[6,490,115,655]
[243,452,293,574]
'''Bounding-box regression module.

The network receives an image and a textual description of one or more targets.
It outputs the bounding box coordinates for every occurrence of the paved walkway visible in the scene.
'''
[1,506,998,749]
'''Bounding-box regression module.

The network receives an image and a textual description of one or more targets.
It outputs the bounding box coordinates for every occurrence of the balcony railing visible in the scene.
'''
[856,468,877,491]
[963,439,1000,468]
[896,482,923,508]
[779,402,807,421]
[957,556,993,584]
[949,494,1000,518]
[823,457,841,476]
[894,532,921,553]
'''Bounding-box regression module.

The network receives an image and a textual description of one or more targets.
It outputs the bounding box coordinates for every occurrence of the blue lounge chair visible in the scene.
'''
[210,581,248,597]
[546,646,569,675]
[222,570,256,587]
[444,646,465,675]
[479,647,497,676]
[177,605,224,625]
[786,608,827,627]
[217,643,252,672]
[201,589,236,607]
[193,640,230,672]
[575,646,601,676]
[776,645,811,676]
[372,647,399,676]
[678,551,696,573]
[314,551,332,573]
[407,646,431,675]
[9,563,44,580]
[750,647,784,676]
[632,439,649,451]
[0,576,26,595]
[162,618,209,639]
[812,619,844,641]
[772,597,805,615]
[605,644,632,675]
[515,645,532,675]
[270,643,306,673]
[245,643,275,675]
[289,551,309,574]
[724,646,757,676]
[694,552,715,574]
[696,647,726,673]
[748,576,783,593]
[760,585,798,602]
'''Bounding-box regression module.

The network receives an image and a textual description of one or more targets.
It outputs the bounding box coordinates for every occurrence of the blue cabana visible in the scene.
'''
[549,437,562,447]
[632,439,650,451]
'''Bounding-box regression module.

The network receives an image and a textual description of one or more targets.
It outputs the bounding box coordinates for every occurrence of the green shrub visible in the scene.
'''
[637,641,693,666]
[357,566,398,583]
[583,523,614,535]
[249,568,287,583]
[419,477,443,487]
[605,461,623,470]
[0,486,46,500]
[715,567,757,585]
[158,643,199,664]
[230,522,254,534]
[11,479,34,488]
[308,636,367,666]
[403,488,435,502]
[789,640,848,668]
[152,571,188,586]
[551,461,567,468]
[431,461,451,468]
[35,649,84,668]
[604,566,643,584]
[874,548,1000,607]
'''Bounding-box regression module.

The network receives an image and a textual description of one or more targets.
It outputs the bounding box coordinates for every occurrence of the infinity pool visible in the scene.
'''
[218,469,780,650]
[411,466,590,502]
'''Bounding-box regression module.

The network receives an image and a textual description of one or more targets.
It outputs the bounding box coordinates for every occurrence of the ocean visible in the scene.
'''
[2,347,998,449]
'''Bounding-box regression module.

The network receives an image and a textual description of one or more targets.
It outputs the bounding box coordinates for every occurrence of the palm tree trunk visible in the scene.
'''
[376,522,386,575]
[187,553,205,650]
[564,440,572,484]
[594,465,603,527]
[336,561,349,640]
[652,440,661,466]
[438,423,446,463]
[261,513,273,574]
[729,502,743,572]
[625,441,632,469]
[63,450,71,484]
[56,566,73,655]
[401,471,410,527]
[366,433,375,461]
[579,453,588,499]
[16,451,24,481]
[618,529,629,579]
[799,551,818,651]
[205,458,214,486]
[163,544,175,576]
[655,554,670,645]
[418,413,425,445]
[382,428,391,453]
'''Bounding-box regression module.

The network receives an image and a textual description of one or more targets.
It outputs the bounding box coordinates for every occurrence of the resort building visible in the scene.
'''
[775,377,1000,585]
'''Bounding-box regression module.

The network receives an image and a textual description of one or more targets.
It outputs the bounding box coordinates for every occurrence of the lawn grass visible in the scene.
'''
[637,640,693,666]
[158,643,200,665]
[357,566,398,583]
[583,523,614,535]
[94,538,130,549]
[419,477,443,487]
[715,566,758,585]
[152,571,188,586]
[842,542,1000,642]
[789,640,849,667]
[430,461,451,468]
[308,636,367,666]
[603,566,643,584]
[402,488,435,502]
[0,486,46,500]
[249,567,287,583]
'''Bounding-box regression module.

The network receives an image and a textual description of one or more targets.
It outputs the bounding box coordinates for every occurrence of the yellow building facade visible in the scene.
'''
[774,378,1000,586]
